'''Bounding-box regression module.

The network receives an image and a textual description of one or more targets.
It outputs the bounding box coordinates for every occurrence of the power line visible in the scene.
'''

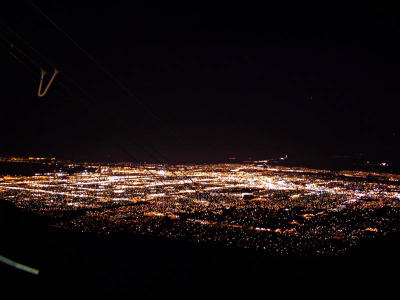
[0,28,177,198]
[26,1,217,199]
[27,0,192,154]
[4,5,222,202]
[0,25,203,201]
[0,29,70,100]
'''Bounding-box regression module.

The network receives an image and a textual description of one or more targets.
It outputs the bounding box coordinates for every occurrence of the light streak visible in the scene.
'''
[0,255,39,275]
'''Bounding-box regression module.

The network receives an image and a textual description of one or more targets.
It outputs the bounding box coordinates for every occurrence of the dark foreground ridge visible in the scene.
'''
[1,199,399,299]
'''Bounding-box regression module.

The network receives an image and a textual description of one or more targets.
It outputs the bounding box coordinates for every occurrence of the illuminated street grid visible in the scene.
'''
[1,157,400,255]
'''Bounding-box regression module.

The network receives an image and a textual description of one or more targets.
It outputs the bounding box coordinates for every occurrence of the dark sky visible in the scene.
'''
[0,2,399,163]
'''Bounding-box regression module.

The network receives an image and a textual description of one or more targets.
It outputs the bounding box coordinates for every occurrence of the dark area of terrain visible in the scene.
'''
[1,199,399,299]
[0,161,90,177]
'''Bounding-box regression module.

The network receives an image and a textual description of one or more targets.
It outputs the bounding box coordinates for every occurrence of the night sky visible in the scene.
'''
[1,2,399,164]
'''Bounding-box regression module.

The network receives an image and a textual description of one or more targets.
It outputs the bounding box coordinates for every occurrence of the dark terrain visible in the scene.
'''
[1,199,399,299]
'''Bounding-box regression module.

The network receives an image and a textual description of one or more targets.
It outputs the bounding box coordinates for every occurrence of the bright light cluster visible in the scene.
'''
[1,158,400,255]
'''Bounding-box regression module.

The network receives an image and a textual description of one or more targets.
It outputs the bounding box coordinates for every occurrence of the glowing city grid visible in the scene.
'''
[1,157,400,255]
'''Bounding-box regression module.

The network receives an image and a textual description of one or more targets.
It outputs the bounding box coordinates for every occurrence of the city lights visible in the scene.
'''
[1,156,400,255]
